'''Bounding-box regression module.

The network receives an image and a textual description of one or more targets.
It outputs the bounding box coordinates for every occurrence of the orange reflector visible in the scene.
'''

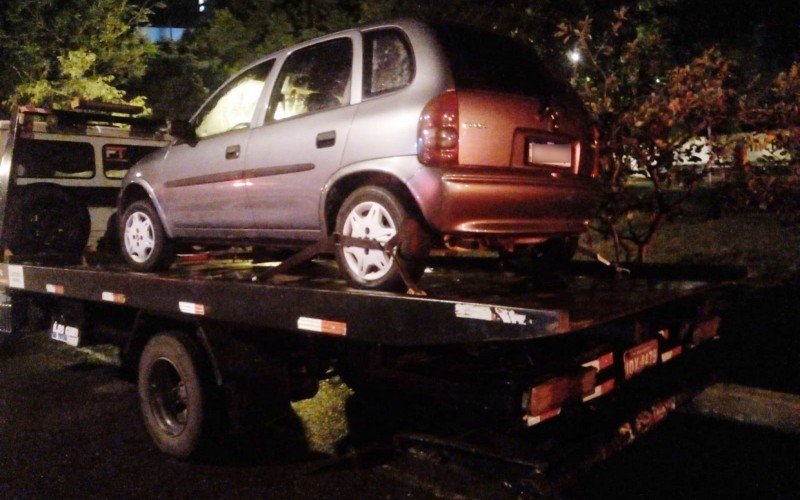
[45,284,65,295]
[297,317,347,336]
[583,352,614,372]
[101,291,127,304]
[527,368,596,416]
[660,346,683,363]
[178,252,211,263]
[523,407,562,427]
[583,378,616,402]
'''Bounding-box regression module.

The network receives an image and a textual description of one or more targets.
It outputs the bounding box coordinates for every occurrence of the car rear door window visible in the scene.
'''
[195,60,274,138]
[363,29,414,98]
[267,38,353,121]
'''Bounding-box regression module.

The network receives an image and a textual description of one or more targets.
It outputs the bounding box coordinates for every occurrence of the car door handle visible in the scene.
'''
[316,131,336,149]
[225,144,241,159]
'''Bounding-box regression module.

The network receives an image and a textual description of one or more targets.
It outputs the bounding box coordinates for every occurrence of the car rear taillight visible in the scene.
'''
[418,91,459,167]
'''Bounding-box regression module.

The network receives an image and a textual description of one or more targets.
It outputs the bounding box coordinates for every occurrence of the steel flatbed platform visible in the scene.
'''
[0,255,738,347]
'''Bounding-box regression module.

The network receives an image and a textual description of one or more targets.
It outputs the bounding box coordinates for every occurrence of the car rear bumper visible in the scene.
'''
[407,167,603,240]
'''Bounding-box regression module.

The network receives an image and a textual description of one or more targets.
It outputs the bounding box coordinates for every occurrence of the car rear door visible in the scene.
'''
[244,35,360,236]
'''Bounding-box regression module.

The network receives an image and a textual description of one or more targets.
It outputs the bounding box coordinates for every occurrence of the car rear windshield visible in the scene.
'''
[432,24,563,99]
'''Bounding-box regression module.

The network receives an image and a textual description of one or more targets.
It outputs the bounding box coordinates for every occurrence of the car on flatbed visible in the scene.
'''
[118,19,603,290]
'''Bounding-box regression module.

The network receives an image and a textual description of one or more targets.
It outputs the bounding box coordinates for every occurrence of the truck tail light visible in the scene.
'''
[417,90,459,167]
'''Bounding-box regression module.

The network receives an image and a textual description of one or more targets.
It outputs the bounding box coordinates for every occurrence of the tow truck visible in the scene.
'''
[0,105,734,491]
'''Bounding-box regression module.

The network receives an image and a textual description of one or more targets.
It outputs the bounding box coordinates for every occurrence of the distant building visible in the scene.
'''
[138,0,218,43]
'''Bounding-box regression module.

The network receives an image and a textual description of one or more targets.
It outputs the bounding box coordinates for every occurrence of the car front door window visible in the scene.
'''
[195,61,273,138]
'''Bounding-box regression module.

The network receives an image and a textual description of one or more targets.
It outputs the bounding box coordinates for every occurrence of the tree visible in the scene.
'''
[556,6,749,261]
[0,0,156,112]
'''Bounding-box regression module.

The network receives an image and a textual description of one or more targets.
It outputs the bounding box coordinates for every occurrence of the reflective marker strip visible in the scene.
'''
[661,346,683,363]
[45,284,65,295]
[178,301,206,316]
[102,292,127,304]
[583,378,616,402]
[8,265,25,288]
[523,407,561,427]
[583,352,614,372]
[297,317,347,336]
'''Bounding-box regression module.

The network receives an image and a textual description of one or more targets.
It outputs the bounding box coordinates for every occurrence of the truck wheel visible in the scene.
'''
[5,184,90,256]
[138,331,219,459]
[120,200,174,272]
[334,186,429,291]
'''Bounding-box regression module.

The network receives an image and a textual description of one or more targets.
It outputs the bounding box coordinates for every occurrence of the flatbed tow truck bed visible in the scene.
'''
[0,256,730,346]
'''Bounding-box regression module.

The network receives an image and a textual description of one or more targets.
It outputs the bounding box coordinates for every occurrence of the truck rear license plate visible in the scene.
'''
[623,339,659,379]
[51,321,80,347]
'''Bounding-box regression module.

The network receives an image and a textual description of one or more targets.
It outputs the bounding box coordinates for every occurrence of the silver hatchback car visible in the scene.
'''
[119,19,602,290]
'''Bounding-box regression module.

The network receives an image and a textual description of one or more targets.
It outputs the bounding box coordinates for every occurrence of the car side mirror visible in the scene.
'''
[167,119,198,147]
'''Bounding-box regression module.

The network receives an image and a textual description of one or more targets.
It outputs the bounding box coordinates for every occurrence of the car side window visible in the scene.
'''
[268,38,353,121]
[363,29,414,98]
[195,60,274,139]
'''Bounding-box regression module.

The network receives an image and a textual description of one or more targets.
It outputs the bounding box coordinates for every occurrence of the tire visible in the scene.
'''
[5,184,90,256]
[500,236,579,274]
[334,186,429,291]
[138,331,219,459]
[119,200,174,272]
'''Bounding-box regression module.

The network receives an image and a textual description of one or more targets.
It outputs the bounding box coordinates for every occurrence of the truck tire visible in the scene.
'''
[138,331,220,459]
[5,184,90,256]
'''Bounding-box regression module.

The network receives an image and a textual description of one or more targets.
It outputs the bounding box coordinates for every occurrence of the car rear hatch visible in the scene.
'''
[431,23,597,178]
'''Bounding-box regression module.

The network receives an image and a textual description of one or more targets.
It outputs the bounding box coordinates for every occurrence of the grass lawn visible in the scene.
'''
[582,211,800,283]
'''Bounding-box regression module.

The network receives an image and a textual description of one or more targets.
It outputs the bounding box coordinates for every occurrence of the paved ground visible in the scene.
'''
[1,284,799,498]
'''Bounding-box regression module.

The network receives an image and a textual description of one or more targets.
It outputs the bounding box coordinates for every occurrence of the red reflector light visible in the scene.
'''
[418,91,459,166]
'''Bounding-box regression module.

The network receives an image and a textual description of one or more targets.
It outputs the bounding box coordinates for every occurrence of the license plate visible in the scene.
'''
[51,321,80,347]
[623,339,659,379]
[527,138,572,168]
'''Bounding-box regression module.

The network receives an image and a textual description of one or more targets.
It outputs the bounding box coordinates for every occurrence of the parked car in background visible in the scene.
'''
[118,19,602,290]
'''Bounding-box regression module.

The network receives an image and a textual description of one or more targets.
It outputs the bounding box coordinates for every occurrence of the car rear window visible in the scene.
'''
[432,24,562,99]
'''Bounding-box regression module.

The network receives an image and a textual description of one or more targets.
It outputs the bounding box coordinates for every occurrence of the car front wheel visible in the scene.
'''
[334,186,429,291]
[120,200,174,272]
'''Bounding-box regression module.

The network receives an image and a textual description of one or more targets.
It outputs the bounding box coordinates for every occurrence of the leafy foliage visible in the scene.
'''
[556,5,797,261]
[0,0,156,112]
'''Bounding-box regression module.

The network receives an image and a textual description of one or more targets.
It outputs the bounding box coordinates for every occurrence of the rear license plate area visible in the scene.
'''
[623,339,659,379]
[526,137,572,168]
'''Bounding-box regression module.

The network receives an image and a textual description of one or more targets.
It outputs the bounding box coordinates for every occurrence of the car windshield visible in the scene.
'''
[432,23,578,105]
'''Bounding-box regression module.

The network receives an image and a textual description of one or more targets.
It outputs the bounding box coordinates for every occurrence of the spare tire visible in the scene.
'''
[5,183,91,256]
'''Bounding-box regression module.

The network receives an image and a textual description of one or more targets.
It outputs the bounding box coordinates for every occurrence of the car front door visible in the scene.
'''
[244,36,359,237]
[159,60,273,234]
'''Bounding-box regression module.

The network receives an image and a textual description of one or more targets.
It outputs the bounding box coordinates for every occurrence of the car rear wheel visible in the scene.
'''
[334,186,429,291]
[120,200,174,272]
